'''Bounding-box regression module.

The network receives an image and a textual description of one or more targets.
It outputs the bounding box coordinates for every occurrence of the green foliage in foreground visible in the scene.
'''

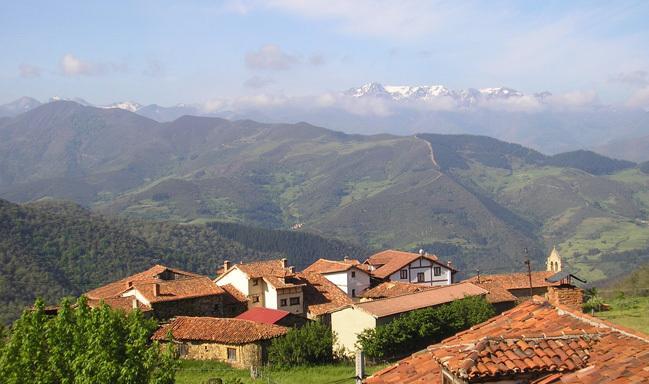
[0,297,177,384]
[268,321,335,368]
[357,296,495,360]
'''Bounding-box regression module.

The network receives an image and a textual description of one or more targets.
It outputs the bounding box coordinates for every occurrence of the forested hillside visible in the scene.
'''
[2,102,649,283]
[0,198,368,323]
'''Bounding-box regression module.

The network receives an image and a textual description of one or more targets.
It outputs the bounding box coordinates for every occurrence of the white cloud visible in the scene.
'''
[547,90,599,109]
[19,63,41,78]
[61,54,95,76]
[245,44,298,71]
[611,70,649,88]
[309,54,326,66]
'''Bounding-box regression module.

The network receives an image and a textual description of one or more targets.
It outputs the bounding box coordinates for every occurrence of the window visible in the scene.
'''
[227,348,237,361]
[434,266,442,276]
[280,298,287,307]
[289,297,300,305]
[351,289,356,297]
[400,269,408,279]
[417,272,425,282]
[252,295,260,303]
[351,271,356,278]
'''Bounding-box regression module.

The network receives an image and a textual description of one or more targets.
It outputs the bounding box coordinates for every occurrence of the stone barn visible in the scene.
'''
[152,316,288,369]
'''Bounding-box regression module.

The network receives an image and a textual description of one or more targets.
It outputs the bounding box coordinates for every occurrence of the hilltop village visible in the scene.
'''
[68,245,634,384]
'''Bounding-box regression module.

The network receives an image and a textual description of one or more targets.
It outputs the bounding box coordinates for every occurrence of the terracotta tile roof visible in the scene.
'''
[466,271,560,291]
[235,259,291,279]
[471,281,519,304]
[85,264,202,300]
[132,276,224,304]
[303,258,367,275]
[235,307,290,325]
[365,349,442,384]
[87,296,153,312]
[152,316,288,344]
[220,283,247,304]
[349,282,487,318]
[295,272,353,316]
[360,281,435,300]
[365,249,452,279]
[433,336,594,380]
[366,298,649,384]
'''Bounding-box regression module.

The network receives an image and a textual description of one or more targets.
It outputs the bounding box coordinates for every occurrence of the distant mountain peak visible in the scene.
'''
[101,101,143,112]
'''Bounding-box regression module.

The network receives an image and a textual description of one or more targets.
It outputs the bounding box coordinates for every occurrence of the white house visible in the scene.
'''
[302,258,371,298]
[215,259,306,315]
[365,249,456,286]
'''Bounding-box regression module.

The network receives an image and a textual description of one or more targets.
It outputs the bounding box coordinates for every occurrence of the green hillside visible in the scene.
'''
[0,198,368,323]
[2,102,649,282]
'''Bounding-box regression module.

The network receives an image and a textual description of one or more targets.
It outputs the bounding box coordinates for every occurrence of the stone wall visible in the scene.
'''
[173,340,266,369]
[547,286,583,310]
[152,295,245,320]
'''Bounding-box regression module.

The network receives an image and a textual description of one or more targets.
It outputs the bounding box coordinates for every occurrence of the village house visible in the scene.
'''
[303,258,371,298]
[364,249,457,286]
[359,280,436,301]
[215,259,306,315]
[84,265,247,319]
[295,271,354,322]
[152,316,287,369]
[365,296,649,384]
[331,282,487,354]
[466,248,585,310]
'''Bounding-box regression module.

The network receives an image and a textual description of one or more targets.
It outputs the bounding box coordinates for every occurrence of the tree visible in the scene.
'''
[268,321,335,368]
[0,297,177,384]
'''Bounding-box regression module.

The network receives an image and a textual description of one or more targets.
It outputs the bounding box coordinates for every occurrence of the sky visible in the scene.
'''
[1,0,649,107]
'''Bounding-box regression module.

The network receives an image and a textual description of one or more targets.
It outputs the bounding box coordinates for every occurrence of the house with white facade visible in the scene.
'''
[214,259,306,315]
[302,258,371,298]
[365,249,456,286]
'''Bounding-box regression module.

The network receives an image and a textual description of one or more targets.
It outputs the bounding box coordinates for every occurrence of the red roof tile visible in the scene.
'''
[349,282,487,318]
[466,271,560,291]
[360,281,435,300]
[295,272,353,316]
[235,307,290,325]
[366,297,649,384]
[471,281,519,303]
[365,249,451,279]
[152,316,288,344]
[234,259,292,279]
[303,258,367,274]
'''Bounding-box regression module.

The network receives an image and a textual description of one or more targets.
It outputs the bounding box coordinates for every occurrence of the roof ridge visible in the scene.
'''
[554,304,649,343]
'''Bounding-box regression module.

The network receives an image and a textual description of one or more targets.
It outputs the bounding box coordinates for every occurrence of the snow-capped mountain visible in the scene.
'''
[345,83,541,107]
[0,96,41,117]
[101,101,143,112]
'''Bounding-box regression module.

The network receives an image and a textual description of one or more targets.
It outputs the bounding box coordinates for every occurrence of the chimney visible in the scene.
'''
[343,256,349,261]
[132,298,138,309]
[281,258,288,268]
[288,266,295,274]
[126,281,133,289]
[223,260,231,272]
[419,249,425,256]
[153,283,160,297]
[447,260,453,268]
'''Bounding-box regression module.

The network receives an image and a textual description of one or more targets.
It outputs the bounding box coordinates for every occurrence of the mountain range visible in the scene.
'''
[1,100,649,284]
[2,85,648,161]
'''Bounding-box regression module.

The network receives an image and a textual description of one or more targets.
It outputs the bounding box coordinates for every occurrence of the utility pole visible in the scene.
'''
[524,248,533,298]
[355,350,365,384]
[476,269,481,283]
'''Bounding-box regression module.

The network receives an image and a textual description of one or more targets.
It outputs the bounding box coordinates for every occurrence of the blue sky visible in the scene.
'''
[2,0,649,106]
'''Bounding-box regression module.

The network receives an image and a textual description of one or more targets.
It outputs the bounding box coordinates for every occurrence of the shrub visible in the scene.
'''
[582,295,604,313]
[268,321,334,368]
[357,296,495,360]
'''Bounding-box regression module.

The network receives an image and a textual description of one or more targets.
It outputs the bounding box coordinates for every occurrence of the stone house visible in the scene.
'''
[303,258,372,298]
[85,265,247,319]
[364,249,457,287]
[152,316,288,369]
[215,259,306,315]
[331,282,487,354]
